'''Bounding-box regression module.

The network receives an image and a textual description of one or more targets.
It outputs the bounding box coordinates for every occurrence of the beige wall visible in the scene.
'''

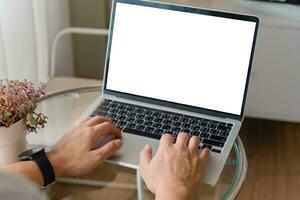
[69,0,111,79]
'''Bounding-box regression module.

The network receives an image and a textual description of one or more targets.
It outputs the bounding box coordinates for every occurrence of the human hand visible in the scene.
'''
[47,116,122,177]
[140,133,210,200]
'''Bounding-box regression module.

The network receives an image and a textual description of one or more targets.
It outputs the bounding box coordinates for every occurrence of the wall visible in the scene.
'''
[69,0,111,79]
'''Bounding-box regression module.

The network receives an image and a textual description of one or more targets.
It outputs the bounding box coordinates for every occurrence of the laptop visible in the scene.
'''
[80,0,259,186]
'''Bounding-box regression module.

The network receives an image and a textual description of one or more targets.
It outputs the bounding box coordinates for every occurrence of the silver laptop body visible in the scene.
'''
[80,0,259,186]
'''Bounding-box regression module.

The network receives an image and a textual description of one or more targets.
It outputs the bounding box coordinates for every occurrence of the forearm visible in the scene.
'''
[0,151,61,187]
[0,160,44,186]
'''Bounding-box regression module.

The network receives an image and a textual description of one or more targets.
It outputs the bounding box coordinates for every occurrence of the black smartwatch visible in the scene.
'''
[18,147,56,187]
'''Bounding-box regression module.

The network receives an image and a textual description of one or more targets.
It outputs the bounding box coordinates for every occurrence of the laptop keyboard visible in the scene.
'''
[91,99,233,153]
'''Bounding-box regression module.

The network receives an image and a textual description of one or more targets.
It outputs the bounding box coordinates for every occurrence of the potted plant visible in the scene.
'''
[0,80,47,165]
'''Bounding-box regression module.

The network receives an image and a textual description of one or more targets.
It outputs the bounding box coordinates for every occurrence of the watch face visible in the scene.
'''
[18,147,45,161]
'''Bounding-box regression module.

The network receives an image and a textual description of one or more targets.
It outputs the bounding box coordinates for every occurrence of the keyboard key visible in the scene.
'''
[108,113,117,119]
[118,110,127,115]
[117,104,126,110]
[209,129,218,135]
[227,123,233,127]
[162,125,171,130]
[217,125,231,131]
[136,114,145,119]
[144,121,153,126]
[172,121,181,127]
[211,149,221,153]
[126,106,135,112]
[145,127,154,132]
[117,115,126,121]
[200,133,210,138]
[153,123,162,128]
[182,123,191,129]
[201,127,209,132]
[136,125,145,131]
[154,118,163,123]
[127,117,135,123]
[152,112,161,117]
[110,109,118,114]
[202,139,224,148]
[182,129,190,134]
[172,127,181,132]
[135,108,144,114]
[123,127,161,139]
[190,119,198,125]
[145,116,154,121]
[162,113,171,119]
[191,130,200,136]
[165,130,173,134]
[181,117,189,123]
[127,112,136,117]
[136,119,144,124]
[219,122,226,126]
[209,123,217,129]
[127,123,136,129]
[219,131,229,137]
[201,144,212,150]
[154,128,164,135]
[191,125,200,130]
[200,122,208,127]
[144,110,153,115]
[163,119,172,125]
[117,121,127,128]
[210,135,227,142]
[101,99,111,106]
[172,115,180,121]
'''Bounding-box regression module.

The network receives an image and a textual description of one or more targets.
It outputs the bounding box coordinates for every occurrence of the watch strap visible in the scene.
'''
[34,154,56,187]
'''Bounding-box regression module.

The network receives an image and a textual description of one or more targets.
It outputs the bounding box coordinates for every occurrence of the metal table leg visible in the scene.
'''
[136,169,144,200]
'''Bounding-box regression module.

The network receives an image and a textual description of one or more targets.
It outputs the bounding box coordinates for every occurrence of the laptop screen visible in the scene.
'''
[105,0,258,116]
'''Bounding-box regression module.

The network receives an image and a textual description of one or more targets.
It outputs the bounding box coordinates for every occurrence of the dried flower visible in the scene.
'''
[0,79,47,133]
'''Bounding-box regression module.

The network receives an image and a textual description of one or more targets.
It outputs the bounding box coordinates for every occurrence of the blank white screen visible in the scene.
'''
[106,2,256,115]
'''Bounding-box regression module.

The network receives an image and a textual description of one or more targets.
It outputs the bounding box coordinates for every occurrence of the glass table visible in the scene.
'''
[26,86,247,200]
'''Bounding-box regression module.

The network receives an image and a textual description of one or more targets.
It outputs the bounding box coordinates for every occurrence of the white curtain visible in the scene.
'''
[0,0,74,84]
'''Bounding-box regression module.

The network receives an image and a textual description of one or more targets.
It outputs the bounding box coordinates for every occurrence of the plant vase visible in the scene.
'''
[0,119,26,165]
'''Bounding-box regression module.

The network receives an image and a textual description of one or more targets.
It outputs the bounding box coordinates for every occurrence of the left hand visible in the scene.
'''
[47,116,122,177]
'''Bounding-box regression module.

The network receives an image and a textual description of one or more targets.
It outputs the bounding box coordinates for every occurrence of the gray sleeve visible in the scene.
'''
[0,172,47,200]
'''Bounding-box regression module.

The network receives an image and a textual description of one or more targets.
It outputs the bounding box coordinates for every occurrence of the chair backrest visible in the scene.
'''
[50,27,109,79]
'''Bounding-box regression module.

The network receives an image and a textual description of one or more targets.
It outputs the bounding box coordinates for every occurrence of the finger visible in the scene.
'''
[93,121,121,139]
[199,148,210,166]
[176,132,189,146]
[83,116,111,127]
[139,144,153,173]
[79,117,91,124]
[159,133,174,147]
[92,139,122,163]
[188,136,200,153]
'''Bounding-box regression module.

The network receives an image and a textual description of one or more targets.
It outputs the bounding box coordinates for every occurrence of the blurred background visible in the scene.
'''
[1,0,300,199]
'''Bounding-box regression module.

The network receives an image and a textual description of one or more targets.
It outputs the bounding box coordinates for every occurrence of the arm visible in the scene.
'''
[140,133,210,200]
[1,116,122,187]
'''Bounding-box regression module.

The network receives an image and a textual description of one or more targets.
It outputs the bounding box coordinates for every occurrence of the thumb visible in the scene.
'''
[92,139,123,164]
[139,144,152,172]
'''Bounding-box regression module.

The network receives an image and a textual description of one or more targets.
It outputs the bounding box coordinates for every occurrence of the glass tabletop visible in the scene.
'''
[26,86,247,200]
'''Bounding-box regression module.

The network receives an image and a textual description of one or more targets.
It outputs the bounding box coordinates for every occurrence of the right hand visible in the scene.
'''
[139,133,210,200]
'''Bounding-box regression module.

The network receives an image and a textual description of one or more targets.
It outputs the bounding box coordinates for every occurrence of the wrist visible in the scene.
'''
[47,150,63,178]
[155,185,191,200]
